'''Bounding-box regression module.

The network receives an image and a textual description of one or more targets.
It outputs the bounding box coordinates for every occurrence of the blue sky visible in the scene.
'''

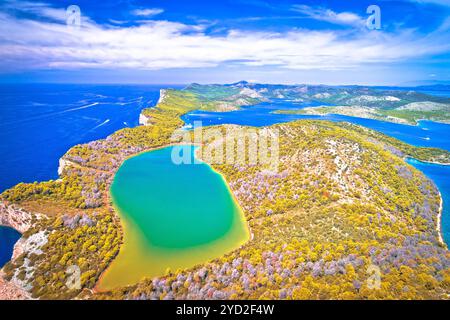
[0,0,450,85]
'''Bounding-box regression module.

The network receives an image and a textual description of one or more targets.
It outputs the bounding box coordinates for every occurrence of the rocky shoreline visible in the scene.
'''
[437,190,446,247]
[0,201,38,300]
[0,271,31,300]
[0,201,34,233]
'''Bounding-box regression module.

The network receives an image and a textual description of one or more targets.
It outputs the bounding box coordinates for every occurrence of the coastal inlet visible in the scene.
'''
[0,226,21,268]
[97,145,249,291]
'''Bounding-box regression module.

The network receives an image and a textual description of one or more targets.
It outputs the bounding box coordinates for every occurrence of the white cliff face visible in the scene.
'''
[58,158,70,176]
[0,202,34,233]
[0,202,36,299]
[139,89,167,126]
[12,231,48,261]
[158,89,167,104]
[0,203,44,299]
[139,113,151,126]
[9,232,48,292]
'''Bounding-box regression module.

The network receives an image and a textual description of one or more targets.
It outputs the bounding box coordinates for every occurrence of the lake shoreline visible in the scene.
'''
[94,142,201,293]
[406,157,448,248]
[95,144,250,291]
[437,189,445,247]
[195,146,253,241]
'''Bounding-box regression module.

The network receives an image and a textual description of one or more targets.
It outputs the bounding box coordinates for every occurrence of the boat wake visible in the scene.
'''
[90,119,110,131]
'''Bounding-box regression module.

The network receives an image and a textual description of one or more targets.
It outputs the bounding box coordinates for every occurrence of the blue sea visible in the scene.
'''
[0,83,179,267]
[182,100,450,151]
[406,159,450,245]
[0,84,449,268]
[0,226,21,267]
[0,84,182,192]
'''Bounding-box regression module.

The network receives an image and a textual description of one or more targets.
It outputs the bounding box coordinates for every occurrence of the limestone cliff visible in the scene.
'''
[0,201,34,233]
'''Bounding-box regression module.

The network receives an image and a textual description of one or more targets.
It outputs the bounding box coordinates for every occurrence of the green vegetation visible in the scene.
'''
[101,120,449,300]
[379,108,450,125]
[277,102,450,126]
[338,122,450,164]
[3,210,120,299]
[1,83,449,300]
[185,83,241,100]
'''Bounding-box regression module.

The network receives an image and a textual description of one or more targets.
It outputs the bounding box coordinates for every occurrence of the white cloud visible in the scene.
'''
[131,8,164,17]
[2,0,66,21]
[0,2,449,72]
[291,5,365,27]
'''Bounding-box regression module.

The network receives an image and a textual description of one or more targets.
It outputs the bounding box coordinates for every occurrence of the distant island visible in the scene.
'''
[273,85,450,125]
[1,82,449,300]
[276,103,450,126]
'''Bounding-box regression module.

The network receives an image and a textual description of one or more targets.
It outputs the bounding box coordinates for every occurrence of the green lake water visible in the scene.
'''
[98,145,249,290]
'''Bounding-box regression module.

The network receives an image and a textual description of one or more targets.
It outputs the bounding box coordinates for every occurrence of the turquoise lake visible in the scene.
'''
[98,145,249,290]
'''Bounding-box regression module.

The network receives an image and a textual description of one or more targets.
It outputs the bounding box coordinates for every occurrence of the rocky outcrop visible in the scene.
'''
[0,202,37,300]
[58,158,70,176]
[62,213,96,229]
[0,271,31,300]
[139,113,151,126]
[139,89,167,126]
[239,87,262,99]
[12,230,48,261]
[7,231,48,297]
[157,89,167,104]
[0,201,34,233]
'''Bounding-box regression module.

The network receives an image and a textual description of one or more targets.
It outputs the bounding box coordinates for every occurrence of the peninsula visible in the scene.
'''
[1,82,449,300]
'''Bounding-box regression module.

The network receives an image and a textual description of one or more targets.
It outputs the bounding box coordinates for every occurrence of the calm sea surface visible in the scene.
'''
[0,83,179,267]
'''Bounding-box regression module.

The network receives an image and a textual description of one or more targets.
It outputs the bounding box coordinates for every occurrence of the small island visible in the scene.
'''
[274,85,450,126]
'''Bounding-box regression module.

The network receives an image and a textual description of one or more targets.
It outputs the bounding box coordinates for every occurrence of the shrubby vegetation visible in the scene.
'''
[0,87,208,298]
[1,84,449,300]
[98,121,448,300]
[3,209,120,299]
[338,122,450,164]
[278,102,450,127]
